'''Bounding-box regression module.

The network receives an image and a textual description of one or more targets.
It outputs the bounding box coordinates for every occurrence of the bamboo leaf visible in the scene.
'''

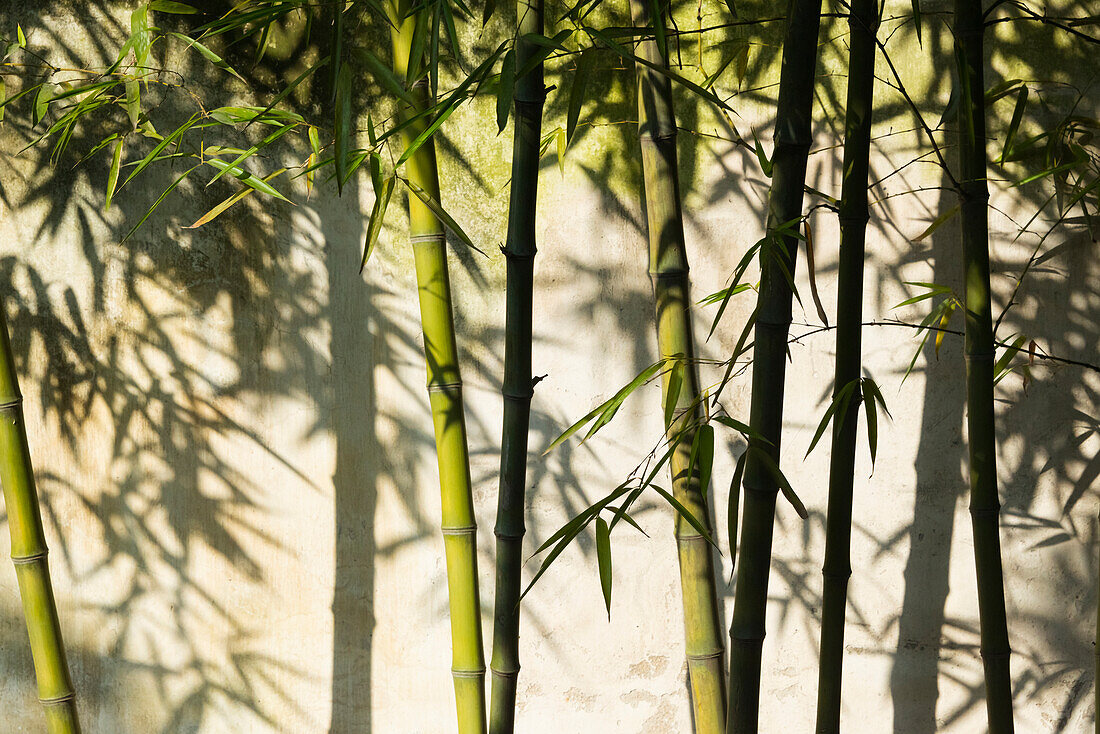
[999,85,1028,164]
[121,114,198,188]
[749,447,807,519]
[131,5,150,68]
[751,127,772,177]
[497,48,514,133]
[168,32,246,82]
[609,487,645,532]
[362,174,395,271]
[862,379,878,469]
[911,0,922,46]
[934,300,955,358]
[121,165,198,244]
[912,203,960,242]
[994,334,1028,384]
[567,48,597,143]
[17,24,26,48]
[692,424,715,496]
[545,359,667,453]
[33,83,52,126]
[728,449,746,570]
[803,217,828,326]
[805,379,858,457]
[105,136,123,211]
[205,158,291,201]
[186,168,287,228]
[713,414,764,443]
[651,485,719,550]
[401,177,483,254]
[894,280,953,308]
[712,304,758,403]
[862,375,891,419]
[595,517,613,618]
[664,358,683,428]
[208,122,297,188]
[707,239,761,339]
[149,1,198,13]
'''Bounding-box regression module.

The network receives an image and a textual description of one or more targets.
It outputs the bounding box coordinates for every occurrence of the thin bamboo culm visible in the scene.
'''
[388,3,487,731]
[953,0,1014,730]
[726,0,822,731]
[629,0,727,730]
[0,306,81,734]
[488,0,545,728]
[814,0,879,731]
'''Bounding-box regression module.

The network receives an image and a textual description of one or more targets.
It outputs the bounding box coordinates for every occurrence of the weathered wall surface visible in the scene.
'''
[1,1,1099,732]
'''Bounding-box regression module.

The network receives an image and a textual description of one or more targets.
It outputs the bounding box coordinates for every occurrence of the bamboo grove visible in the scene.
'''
[1,0,1099,730]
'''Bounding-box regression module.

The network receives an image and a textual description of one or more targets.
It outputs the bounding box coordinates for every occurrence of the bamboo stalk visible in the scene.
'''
[0,305,81,734]
[629,0,727,731]
[726,1,822,731]
[387,4,487,731]
[488,0,545,729]
[953,0,1015,730]
[630,0,726,728]
[814,1,879,731]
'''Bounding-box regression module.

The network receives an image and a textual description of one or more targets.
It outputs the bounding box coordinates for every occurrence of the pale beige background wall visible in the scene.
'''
[1,1,1098,732]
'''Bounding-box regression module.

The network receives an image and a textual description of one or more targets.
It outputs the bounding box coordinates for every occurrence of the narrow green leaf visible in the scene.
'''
[149,1,198,13]
[651,485,719,550]
[105,136,123,211]
[17,24,27,48]
[121,165,198,244]
[894,280,954,308]
[805,379,858,457]
[187,168,287,228]
[544,359,667,453]
[751,127,772,177]
[693,424,715,496]
[353,45,417,104]
[609,487,645,533]
[205,158,291,201]
[131,6,151,68]
[401,177,483,254]
[728,449,746,571]
[497,49,515,133]
[169,32,245,82]
[567,48,597,143]
[121,114,198,188]
[749,447,807,519]
[664,358,683,429]
[912,203,960,242]
[862,378,878,469]
[911,0,922,46]
[362,174,395,271]
[595,517,612,618]
[33,83,52,126]
[208,122,297,188]
[1000,85,1028,164]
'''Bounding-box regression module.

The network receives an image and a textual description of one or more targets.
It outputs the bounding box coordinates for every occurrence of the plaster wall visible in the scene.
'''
[0,1,1098,732]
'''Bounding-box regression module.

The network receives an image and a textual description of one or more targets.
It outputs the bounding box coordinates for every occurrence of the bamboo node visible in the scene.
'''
[490,665,521,679]
[451,666,487,678]
[978,648,1012,660]
[685,649,725,661]
[39,693,76,706]
[638,131,678,144]
[968,506,1002,517]
[409,233,446,244]
[964,351,996,361]
[649,269,689,280]
[441,524,478,537]
[502,390,534,402]
[426,381,463,394]
[11,550,48,565]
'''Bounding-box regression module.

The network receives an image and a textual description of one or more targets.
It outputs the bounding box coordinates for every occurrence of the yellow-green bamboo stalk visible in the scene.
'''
[727,0,822,731]
[488,0,545,729]
[629,0,726,730]
[387,4,487,731]
[954,0,1014,730]
[0,305,81,734]
[814,0,878,731]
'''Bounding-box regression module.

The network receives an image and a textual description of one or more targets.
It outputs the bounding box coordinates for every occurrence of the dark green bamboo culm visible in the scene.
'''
[0,306,81,734]
[488,0,545,729]
[726,0,822,732]
[387,3,487,731]
[628,0,726,730]
[954,0,1014,730]
[814,0,879,731]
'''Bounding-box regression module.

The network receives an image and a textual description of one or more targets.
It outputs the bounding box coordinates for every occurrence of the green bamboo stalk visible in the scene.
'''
[0,305,81,734]
[953,0,1014,730]
[387,4,487,731]
[814,1,879,731]
[726,1,822,731]
[628,0,726,731]
[488,0,545,729]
